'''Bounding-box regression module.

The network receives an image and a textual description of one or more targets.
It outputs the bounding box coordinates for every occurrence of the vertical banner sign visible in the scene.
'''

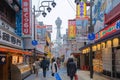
[22,0,30,35]
[76,4,80,18]
[80,1,86,17]
[37,25,46,41]
[68,20,76,39]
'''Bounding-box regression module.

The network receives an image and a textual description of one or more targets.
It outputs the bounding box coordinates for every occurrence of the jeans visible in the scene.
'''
[43,69,46,77]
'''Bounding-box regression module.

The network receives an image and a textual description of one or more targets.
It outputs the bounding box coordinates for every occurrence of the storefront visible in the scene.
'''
[80,48,89,70]
[80,17,120,80]
[0,28,32,80]
[0,45,32,80]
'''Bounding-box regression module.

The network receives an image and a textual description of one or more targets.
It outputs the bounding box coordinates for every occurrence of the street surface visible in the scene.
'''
[24,65,110,80]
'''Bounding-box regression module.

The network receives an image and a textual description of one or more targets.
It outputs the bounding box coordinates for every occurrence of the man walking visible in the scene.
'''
[41,56,48,78]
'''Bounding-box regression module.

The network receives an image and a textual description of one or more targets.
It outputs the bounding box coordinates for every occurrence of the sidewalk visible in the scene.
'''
[24,67,110,80]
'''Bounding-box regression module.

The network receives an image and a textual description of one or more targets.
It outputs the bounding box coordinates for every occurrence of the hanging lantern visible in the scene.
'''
[107,40,112,48]
[101,42,105,49]
[113,38,119,47]
[97,44,101,50]
[92,45,96,51]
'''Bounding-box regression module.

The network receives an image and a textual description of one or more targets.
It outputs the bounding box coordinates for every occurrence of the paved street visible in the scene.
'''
[24,66,110,80]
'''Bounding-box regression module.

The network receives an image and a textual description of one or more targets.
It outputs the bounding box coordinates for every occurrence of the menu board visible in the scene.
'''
[12,56,18,64]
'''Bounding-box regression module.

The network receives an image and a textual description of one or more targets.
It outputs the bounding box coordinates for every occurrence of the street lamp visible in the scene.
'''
[32,0,57,61]
[41,0,56,8]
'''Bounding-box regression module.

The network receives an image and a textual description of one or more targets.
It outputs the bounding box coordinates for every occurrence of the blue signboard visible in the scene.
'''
[32,40,38,46]
[88,33,95,40]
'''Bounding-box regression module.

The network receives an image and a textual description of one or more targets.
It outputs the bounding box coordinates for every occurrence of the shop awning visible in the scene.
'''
[0,45,32,55]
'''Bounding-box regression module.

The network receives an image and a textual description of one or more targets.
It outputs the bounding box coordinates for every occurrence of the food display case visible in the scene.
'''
[93,59,103,72]
[18,64,31,79]
[11,55,32,80]
[93,51,103,73]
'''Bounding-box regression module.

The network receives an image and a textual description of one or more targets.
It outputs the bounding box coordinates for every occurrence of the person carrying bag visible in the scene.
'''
[54,72,62,80]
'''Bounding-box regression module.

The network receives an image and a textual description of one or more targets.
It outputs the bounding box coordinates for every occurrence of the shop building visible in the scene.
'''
[0,0,32,80]
[80,2,120,79]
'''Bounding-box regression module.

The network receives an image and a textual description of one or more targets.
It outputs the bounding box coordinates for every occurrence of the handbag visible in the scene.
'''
[74,74,78,80]
[51,73,54,76]
[54,73,62,80]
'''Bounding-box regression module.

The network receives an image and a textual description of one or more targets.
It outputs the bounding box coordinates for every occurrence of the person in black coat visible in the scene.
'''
[67,58,77,80]
[41,56,48,78]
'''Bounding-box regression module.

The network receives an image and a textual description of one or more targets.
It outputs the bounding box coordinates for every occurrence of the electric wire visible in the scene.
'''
[67,0,76,12]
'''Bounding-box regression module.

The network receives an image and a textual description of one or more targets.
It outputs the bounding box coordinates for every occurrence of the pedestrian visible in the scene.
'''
[51,57,58,76]
[57,57,61,69]
[34,59,40,77]
[67,58,77,80]
[66,58,71,76]
[41,56,48,78]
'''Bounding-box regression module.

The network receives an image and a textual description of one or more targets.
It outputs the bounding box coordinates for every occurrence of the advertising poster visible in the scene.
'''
[37,25,46,41]
[68,20,76,39]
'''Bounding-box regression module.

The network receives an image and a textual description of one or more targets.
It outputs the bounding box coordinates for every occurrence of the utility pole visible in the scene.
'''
[89,0,93,79]
[33,5,36,62]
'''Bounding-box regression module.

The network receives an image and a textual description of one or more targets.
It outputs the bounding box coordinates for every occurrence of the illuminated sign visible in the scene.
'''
[80,1,86,17]
[95,20,120,40]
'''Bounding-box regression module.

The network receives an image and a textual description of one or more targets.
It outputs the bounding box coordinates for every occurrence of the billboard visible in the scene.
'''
[37,25,46,41]
[80,1,87,17]
[68,20,76,39]
[46,25,52,33]
[22,0,31,35]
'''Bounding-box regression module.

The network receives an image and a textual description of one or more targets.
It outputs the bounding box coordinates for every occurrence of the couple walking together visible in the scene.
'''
[35,57,58,78]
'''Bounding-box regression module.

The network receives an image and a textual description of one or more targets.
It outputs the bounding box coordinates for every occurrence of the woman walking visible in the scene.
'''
[51,57,58,76]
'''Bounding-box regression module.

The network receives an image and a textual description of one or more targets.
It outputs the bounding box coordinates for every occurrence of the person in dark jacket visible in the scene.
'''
[67,58,77,80]
[41,56,48,78]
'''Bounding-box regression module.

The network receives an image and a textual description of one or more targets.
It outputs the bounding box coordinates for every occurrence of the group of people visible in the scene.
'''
[33,56,60,78]
[33,56,77,80]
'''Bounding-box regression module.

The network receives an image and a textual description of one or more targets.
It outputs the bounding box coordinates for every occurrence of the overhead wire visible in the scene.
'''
[67,0,76,12]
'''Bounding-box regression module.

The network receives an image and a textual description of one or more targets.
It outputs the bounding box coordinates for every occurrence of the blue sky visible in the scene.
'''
[32,0,76,41]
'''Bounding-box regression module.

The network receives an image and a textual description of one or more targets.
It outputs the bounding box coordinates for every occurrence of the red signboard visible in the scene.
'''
[95,20,120,40]
[22,0,30,35]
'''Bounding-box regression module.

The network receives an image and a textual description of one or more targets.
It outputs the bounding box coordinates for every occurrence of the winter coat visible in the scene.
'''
[68,61,77,77]
[41,59,48,69]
